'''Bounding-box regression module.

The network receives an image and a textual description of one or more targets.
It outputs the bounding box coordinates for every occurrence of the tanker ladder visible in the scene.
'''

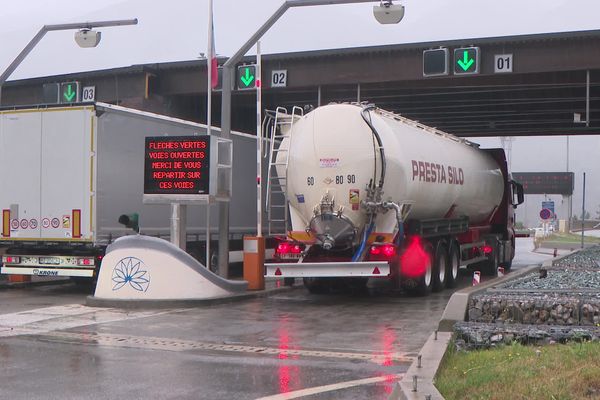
[264,106,303,236]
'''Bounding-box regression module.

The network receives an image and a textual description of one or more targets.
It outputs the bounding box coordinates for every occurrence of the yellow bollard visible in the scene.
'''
[243,236,265,290]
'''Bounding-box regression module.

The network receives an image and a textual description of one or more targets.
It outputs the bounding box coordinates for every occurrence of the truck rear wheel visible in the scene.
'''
[445,241,460,288]
[404,243,434,296]
[432,241,448,292]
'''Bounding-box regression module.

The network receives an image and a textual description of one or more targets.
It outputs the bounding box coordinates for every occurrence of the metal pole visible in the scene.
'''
[586,70,590,127]
[581,175,585,242]
[357,83,361,102]
[257,41,263,238]
[171,203,187,251]
[207,0,214,269]
[218,0,383,275]
[317,85,322,106]
[0,18,137,105]
[206,204,211,269]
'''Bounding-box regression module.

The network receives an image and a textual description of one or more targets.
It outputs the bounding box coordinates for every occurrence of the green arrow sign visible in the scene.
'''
[237,65,256,90]
[453,47,479,75]
[60,82,80,103]
[240,67,255,87]
[64,84,76,102]
[457,51,474,71]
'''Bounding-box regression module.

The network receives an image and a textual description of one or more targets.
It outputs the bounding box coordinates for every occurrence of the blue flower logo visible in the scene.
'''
[112,257,150,292]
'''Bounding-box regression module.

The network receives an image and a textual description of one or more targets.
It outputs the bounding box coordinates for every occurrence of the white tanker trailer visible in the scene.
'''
[265,103,524,294]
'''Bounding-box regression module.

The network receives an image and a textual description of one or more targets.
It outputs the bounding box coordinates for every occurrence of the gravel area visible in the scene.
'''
[551,245,600,270]
[500,270,600,290]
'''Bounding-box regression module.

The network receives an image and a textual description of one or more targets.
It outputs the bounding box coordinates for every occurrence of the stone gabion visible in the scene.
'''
[454,322,600,350]
[468,294,580,325]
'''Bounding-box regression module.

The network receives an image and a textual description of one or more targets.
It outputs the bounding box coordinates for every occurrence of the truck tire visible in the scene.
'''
[480,244,499,276]
[432,241,448,292]
[405,243,434,296]
[445,241,460,288]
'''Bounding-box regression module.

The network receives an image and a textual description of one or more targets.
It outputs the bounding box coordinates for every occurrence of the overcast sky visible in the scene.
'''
[1,0,599,226]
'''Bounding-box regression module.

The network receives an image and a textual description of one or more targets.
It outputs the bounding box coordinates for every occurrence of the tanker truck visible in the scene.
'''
[265,103,524,294]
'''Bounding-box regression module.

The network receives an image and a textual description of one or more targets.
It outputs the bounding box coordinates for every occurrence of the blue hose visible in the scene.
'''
[352,222,374,262]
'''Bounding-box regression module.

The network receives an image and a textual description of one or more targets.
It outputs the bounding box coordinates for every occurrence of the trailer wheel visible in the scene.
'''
[432,241,448,292]
[405,242,434,296]
[445,241,460,288]
[481,243,499,276]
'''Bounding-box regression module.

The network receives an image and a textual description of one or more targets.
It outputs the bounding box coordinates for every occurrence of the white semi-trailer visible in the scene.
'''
[266,103,524,294]
[0,103,259,280]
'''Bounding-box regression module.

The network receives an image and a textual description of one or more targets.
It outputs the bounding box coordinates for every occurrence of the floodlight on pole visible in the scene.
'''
[0,18,138,105]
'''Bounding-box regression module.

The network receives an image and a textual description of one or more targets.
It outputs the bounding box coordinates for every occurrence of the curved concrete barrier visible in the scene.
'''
[93,235,247,301]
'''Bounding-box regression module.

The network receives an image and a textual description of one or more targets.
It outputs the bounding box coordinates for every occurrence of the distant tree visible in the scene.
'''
[515,221,525,229]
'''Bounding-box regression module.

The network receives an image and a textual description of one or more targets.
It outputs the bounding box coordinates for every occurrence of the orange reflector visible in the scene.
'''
[72,209,81,238]
[372,267,381,275]
[2,210,10,237]
[275,268,282,276]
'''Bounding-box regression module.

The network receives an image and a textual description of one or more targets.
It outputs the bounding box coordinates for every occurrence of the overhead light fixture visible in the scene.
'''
[373,1,405,25]
[74,28,102,48]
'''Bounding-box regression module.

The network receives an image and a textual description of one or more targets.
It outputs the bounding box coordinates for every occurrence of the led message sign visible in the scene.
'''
[512,172,574,196]
[144,136,211,196]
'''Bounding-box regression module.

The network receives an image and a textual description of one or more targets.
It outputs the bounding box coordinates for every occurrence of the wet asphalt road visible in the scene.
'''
[0,238,551,399]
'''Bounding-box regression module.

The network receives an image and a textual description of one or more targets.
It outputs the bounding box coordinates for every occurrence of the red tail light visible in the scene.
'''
[482,245,493,255]
[276,241,305,255]
[369,244,397,260]
[3,256,20,264]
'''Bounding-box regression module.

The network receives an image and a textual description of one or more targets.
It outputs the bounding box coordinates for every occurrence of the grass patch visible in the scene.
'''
[436,341,600,400]
[542,232,600,244]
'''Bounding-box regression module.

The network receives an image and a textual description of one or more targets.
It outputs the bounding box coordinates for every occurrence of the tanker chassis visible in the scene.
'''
[0,103,260,280]
[265,103,524,294]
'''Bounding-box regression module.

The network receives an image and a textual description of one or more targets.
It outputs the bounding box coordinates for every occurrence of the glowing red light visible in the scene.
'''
[277,242,290,254]
[382,244,396,257]
[400,236,430,278]
[369,246,381,256]
[291,245,302,254]
[482,245,493,255]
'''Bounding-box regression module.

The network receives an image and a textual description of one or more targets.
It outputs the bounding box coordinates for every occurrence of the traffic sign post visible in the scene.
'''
[237,65,257,90]
[60,81,80,103]
[453,47,480,75]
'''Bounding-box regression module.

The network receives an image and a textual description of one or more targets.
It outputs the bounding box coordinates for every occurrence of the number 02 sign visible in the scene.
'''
[271,70,287,88]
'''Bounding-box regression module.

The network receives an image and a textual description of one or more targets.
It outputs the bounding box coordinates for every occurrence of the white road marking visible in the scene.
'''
[0,304,178,337]
[254,374,404,400]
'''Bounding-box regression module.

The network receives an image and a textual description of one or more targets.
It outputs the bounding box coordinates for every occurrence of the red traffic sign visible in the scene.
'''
[539,208,553,220]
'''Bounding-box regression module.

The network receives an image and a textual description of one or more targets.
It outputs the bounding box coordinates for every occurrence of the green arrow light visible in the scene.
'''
[457,50,475,72]
[64,85,76,102]
[240,67,255,87]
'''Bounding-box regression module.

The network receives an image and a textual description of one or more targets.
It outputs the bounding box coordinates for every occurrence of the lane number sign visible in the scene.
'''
[82,86,96,102]
[271,70,287,88]
[494,54,513,73]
